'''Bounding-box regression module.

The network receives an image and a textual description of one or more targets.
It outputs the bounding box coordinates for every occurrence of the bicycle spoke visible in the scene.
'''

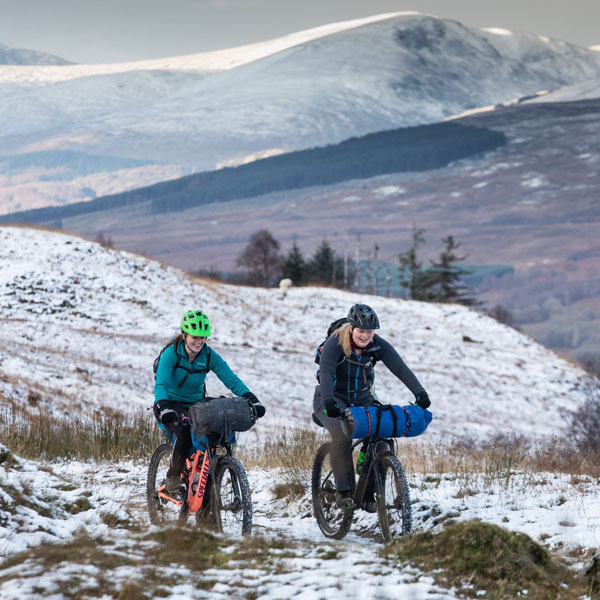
[376,454,412,542]
[147,443,187,525]
[212,456,252,537]
[311,442,354,540]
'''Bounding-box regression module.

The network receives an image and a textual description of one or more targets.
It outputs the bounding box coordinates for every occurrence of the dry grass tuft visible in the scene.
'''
[0,399,162,462]
[400,433,600,480]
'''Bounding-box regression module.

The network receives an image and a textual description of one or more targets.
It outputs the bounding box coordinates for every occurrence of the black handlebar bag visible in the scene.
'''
[189,396,257,449]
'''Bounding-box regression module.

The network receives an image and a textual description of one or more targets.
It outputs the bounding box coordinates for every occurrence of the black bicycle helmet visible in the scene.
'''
[347,304,380,330]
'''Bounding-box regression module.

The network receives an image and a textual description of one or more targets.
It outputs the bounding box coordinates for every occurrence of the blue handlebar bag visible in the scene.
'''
[341,404,432,439]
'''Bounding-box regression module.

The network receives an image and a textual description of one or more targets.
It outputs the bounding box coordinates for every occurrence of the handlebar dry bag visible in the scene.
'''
[341,403,432,439]
[189,396,257,442]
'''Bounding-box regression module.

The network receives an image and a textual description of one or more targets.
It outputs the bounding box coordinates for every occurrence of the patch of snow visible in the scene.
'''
[521,175,548,188]
[376,186,406,196]
[482,27,514,36]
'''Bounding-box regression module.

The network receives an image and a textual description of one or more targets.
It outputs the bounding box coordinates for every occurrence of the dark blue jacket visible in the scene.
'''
[319,333,425,407]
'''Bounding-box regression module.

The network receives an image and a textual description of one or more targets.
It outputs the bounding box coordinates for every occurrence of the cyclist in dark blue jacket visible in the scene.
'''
[313,303,430,510]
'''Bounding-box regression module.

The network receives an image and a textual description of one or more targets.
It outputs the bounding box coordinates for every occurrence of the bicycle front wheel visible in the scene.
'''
[211,456,252,536]
[375,453,412,542]
[146,443,188,525]
[311,442,354,540]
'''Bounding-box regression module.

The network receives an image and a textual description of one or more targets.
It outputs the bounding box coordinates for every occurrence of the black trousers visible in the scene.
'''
[166,422,194,478]
[312,385,390,493]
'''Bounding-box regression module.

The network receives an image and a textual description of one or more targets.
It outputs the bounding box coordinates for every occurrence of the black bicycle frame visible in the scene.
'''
[351,437,396,510]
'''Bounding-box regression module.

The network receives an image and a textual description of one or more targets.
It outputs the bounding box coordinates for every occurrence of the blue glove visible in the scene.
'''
[243,392,266,418]
[323,400,343,419]
[415,391,431,410]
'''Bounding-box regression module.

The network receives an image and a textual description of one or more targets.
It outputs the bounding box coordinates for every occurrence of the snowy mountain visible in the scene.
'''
[0,226,588,439]
[1,12,600,214]
[0,42,72,66]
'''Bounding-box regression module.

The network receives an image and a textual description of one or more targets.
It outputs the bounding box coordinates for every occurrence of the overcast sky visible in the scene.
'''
[1,0,599,64]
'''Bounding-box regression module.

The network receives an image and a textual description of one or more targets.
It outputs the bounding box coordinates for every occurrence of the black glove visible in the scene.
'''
[155,400,179,425]
[323,400,343,419]
[414,391,431,410]
[243,392,266,419]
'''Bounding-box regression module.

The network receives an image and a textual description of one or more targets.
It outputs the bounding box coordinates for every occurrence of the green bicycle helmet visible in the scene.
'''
[181,309,212,337]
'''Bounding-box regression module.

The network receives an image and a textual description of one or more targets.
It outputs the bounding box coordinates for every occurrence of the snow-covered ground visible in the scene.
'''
[0,443,598,599]
[0,226,588,438]
[0,225,596,598]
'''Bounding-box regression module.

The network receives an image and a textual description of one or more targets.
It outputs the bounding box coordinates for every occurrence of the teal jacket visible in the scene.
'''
[154,340,250,406]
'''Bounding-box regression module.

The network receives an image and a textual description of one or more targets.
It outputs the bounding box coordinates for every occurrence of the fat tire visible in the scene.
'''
[375,453,412,542]
[311,442,354,540]
[211,456,252,536]
[146,443,188,525]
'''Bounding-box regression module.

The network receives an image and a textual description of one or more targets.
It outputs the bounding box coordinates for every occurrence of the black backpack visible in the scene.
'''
[153,340,212,389]
[314,317,381,384]
[314,317,348,365]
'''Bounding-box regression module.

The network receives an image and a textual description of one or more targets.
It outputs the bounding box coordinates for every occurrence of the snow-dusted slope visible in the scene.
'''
[1,12,600,214]
[0,226,598,598]
[0,13,408,84]
[0,226,588,439]
[525,77,600,102]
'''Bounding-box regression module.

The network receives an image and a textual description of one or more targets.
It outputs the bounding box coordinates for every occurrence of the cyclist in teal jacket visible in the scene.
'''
[154,309,264,494]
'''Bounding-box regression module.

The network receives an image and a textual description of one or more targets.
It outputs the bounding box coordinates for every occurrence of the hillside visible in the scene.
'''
[2,94,596,359]
[0,121,506,224]
[0,226,598,598]
[0,227,600,600]
[1,12,600,214]
[0,226,588,438]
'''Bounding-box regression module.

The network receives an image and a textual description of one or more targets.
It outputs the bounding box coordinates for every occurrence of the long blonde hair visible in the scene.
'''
[333,323,353,357]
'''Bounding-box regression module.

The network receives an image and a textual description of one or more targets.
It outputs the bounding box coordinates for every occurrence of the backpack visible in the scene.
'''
[314,317,381,384]
[153,339,212,389]
[314,317,348,365]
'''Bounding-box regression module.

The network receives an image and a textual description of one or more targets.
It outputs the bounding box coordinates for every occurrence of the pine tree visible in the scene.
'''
[282,241,307,285]
[430,235,479,306]
[398,225,436,300]
[308,239,344,286]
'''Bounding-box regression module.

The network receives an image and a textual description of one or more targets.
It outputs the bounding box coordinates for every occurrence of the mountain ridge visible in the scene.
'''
[1,12,599,214]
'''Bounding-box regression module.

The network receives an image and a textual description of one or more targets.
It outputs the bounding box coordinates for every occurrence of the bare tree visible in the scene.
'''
[94,232,114,248]
[571,373,600,454]
[236,229,283,286]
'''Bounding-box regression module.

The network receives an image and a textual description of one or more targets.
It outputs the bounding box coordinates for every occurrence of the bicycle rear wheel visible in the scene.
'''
[311,442,354,540]
[211,456,252,536]
[375,453,412,542]
[147,443,188,525]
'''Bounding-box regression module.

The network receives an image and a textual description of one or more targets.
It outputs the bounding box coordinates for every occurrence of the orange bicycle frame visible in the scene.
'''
[187,450,211,512]
[156,449,211,513]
